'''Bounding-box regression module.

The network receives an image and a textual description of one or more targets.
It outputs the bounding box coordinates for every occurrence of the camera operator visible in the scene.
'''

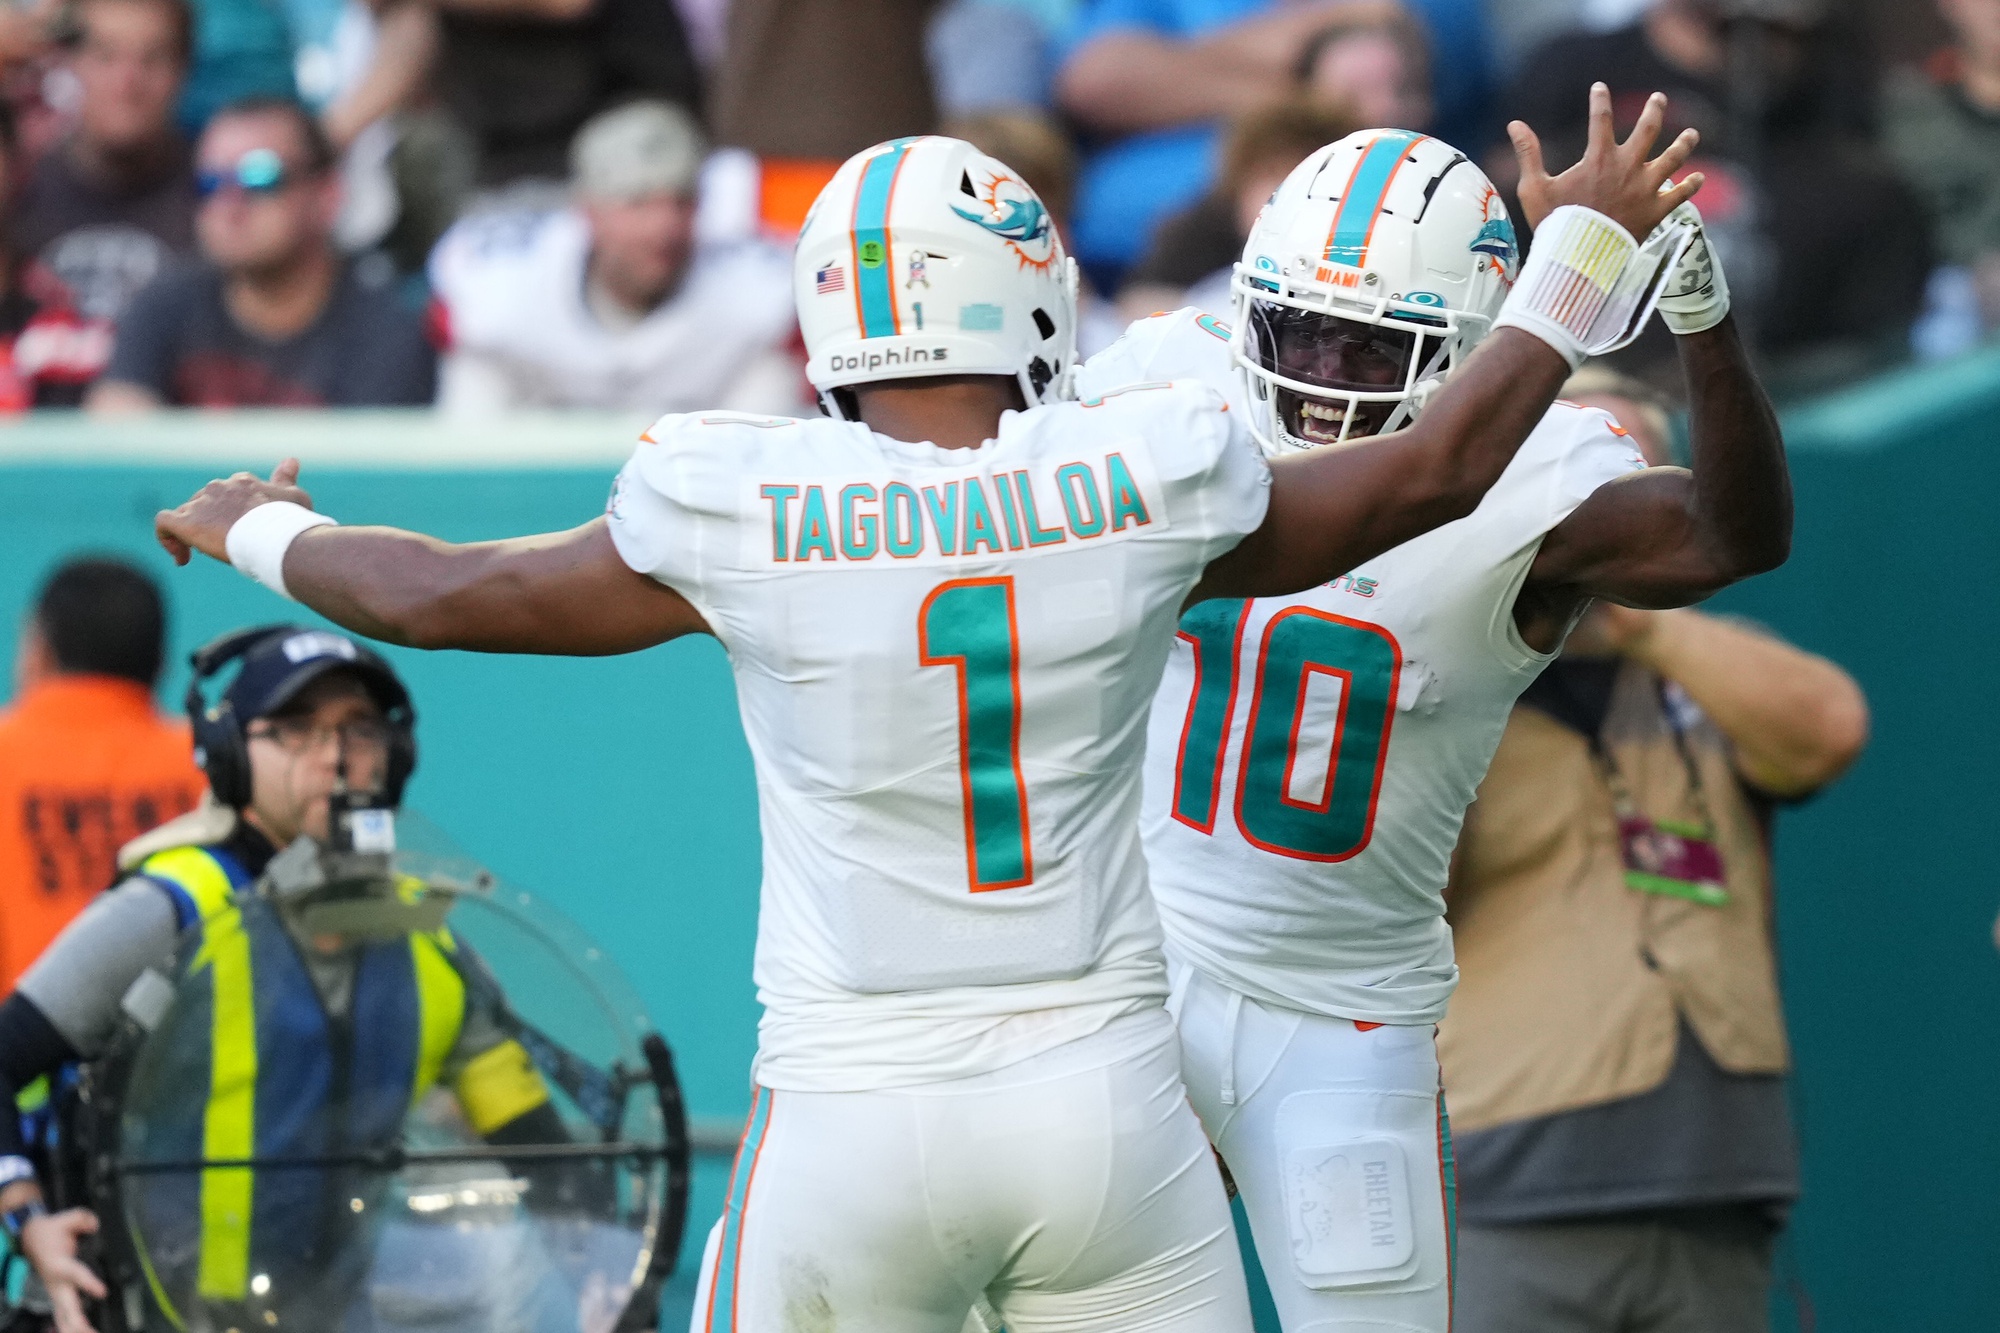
[0,625,571,1333]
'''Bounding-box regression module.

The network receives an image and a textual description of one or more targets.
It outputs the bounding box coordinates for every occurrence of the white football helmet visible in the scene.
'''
[796,136,1079,416]
[1232,129,1520,453]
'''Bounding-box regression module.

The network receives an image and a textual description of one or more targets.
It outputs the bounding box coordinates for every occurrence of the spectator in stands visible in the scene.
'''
[711,0,940,234]
[929,0,1061,116]
[4,0,195,393]
[429,100,795,415]
[1054,0,1492,284]
[432,0,701,193]
[1498,0,1932,390]
[1884,0,2000,358]
[184,0,459,274]
[1,100,115,409]
[88,95,435,409]
[1440,368,1870,1333]
[1,556,203,991]
[943,107,1130,355]
[177,0,297,129]
[305,0,449,264]
[1117,96,1360,322]
[0,0,59,72]
[1298,8,1431,128]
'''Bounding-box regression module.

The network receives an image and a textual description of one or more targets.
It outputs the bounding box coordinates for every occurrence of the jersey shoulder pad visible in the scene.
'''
[1542,399,1650,468]
[1532,399,1651,517]
[637,409,818,455]
[1065,377,1250,486]
[1076,305,1234,400]
[615,413,818,548]
[1074,375,1227,418]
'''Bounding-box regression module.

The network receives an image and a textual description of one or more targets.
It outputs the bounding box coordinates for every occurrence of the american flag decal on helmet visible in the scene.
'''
[815,265,846,294]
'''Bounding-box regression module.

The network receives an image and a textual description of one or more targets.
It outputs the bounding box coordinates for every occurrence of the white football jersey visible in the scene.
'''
[606,382,1271,1090]
[1079,309,1645,1024]
[429,208,797,415]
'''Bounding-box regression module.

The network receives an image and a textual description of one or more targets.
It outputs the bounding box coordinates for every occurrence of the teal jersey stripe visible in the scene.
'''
[706,1087,773,1332]
[1439,1088,1457,1318]
[851,139,919,338]
[1323,130,1425,268]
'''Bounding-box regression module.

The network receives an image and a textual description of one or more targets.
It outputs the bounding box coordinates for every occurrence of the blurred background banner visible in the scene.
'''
[2,352,1996,1330]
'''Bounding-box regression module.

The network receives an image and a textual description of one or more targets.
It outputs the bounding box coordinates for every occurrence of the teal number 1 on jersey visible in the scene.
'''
[1171,600,1400,862]
[919,577,1035,890]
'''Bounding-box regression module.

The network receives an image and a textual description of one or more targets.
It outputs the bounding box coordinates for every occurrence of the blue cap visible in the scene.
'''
[221,627,410,722]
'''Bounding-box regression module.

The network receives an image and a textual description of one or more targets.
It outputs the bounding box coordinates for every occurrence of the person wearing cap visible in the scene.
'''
[0,625,565,1333]
[86,95,437,411]
[427,100,800,417]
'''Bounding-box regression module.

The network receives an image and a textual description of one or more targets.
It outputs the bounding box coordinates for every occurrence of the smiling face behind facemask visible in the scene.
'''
[241,670,390,846]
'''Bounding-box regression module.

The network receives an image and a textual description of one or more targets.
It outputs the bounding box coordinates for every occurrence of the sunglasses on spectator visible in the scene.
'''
[196,148,296,200]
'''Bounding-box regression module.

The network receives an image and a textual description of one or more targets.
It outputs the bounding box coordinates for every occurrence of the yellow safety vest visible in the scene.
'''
[131,845,547,1322]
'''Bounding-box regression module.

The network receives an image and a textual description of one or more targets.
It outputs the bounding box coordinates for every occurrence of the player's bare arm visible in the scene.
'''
[1194,85,1703,603]
[1514,314,1791,647]
[153,462,709,654]
[1509,141,1792,650]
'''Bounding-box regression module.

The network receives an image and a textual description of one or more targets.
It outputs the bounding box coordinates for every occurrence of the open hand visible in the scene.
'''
[1510,83,1702,241]
[155,459,311,566]
[21,1208,106,1333]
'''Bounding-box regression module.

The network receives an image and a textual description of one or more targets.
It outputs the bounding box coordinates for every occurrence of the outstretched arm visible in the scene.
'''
[1524,314,1791,613]
[154,464,709,655]
[1193,85,1703,603]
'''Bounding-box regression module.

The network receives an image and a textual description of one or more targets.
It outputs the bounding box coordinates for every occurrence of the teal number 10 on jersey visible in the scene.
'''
[1171,600,1401,862]
[919,577,1035,891]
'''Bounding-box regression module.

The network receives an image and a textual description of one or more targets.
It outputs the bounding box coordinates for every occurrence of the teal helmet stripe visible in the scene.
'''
[850,138,921,338]
[1323,129,1427,268]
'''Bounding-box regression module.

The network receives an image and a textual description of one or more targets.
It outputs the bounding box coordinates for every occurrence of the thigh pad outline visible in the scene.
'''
[1273,1088,1446,1294]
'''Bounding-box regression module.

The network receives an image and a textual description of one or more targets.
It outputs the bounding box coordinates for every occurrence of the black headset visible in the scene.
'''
[185,625,419,810]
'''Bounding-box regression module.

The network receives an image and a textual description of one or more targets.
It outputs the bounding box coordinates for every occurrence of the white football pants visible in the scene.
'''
[1167,960,1455,1332]
[688,1008,1253,1333]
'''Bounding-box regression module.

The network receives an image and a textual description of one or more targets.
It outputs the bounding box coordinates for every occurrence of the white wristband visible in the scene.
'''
[224,501,337,600]
[1494,204,1693,369]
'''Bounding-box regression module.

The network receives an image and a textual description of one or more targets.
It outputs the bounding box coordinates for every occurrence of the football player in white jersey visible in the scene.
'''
[1072,116,1791,1332]
[152,95,1708,1333]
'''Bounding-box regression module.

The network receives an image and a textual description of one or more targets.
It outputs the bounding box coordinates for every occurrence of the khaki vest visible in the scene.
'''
[1438,663,1789,1134]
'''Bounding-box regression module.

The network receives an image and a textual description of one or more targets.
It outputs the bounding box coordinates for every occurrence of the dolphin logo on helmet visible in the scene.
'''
[951,170,1057,272]
[952,195,1051,247]
[1469,217,1519,275]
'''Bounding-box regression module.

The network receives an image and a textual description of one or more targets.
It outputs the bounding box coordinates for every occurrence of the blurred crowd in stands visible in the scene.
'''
[0,0,1990,416]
